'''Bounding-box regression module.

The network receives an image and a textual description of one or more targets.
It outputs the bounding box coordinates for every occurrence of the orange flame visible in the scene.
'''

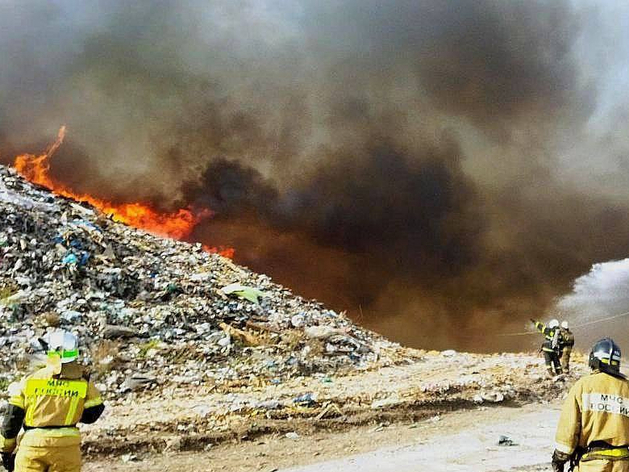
[12,127,226,249]
[203,245,236,259]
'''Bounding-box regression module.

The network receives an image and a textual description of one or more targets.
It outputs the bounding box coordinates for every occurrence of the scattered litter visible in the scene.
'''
[370,423,387,432]
[481,391,505,403]
[315,402,344,420]
[293,392,317,406]
[221,283,266,304]
[371,397,401,409]
[497,435,518,446]
[122,374,157,392]
[121,454,139,463]
[102,325,140,340]
[304,326,346,339]
[0,164,573,453]
[0,164,401,400]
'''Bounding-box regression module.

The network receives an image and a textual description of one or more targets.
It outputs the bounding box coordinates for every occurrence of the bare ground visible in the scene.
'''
[85,401,557,472]
[79,351,581,471]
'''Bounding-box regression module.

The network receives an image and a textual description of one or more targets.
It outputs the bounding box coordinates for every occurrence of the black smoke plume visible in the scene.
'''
[2,0,629,350]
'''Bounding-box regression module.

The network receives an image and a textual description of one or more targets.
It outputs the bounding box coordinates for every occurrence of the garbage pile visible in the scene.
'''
[0,165,403,398]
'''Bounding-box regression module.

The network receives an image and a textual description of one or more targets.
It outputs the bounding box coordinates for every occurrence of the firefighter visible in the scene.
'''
[559,321,575,374]
[531,318,563,377]
[552,337,629,472]
[0,330,104,472]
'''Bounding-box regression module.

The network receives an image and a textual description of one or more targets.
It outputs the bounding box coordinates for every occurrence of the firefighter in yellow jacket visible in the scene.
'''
[0,330,105,471]
[552,337,629,472]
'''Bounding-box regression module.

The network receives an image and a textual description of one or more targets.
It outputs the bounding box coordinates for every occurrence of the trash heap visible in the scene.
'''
[0,165,403,398]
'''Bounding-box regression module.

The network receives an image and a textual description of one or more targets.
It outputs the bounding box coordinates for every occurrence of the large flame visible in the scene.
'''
[12,127,226,252]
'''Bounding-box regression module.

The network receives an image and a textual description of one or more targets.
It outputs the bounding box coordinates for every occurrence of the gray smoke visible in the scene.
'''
[555,259,629,351]
[2,0,629,350]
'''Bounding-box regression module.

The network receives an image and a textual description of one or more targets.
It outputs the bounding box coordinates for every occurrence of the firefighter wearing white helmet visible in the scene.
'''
[0,330,104,472]
[559,321,575,374]
[531,318,563,377]
[552,337,629,472]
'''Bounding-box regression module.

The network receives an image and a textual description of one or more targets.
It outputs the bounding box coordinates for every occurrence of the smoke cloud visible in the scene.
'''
[555,259,629,351]
[2,0,629,351]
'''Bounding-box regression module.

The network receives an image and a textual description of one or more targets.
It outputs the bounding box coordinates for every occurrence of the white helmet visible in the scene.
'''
[548,319,559,329]
[44,330,79,363]
[561,321,569,330]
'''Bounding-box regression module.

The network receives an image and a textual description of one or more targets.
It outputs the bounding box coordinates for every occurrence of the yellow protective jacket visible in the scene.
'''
[556,371,629,455]
[0,360,104,453]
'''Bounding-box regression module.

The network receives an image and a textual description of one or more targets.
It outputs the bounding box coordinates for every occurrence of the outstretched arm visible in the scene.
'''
[531,319,548,335]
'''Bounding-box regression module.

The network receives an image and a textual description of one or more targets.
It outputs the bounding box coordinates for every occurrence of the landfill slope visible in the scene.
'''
[0,164,401,389]
[0,164,580,461]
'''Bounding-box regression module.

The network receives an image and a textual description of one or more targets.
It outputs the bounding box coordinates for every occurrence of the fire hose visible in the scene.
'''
[498,310,629,337]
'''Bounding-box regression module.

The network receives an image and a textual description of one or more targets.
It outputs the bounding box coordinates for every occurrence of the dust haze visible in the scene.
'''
[2,0,629,351]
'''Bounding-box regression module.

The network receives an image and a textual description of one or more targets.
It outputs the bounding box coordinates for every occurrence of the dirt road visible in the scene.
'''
[281,403,557,472]
[82,351,576,456]
[86,402,558,472]
[80,351,578,471]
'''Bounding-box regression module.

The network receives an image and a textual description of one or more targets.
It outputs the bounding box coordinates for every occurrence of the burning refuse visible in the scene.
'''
[5,1,629,351]
[12,127,223,250]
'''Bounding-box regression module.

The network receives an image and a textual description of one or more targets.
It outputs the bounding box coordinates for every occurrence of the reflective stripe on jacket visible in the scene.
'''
[11,364,102,428]
[20,427,82,448]
[556,372,629,455]
[1,360,103,453]
[534,321,559,352]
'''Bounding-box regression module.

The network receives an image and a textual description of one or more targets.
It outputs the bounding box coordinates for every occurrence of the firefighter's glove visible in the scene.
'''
[551,449,571,472]
[1,452,14,472]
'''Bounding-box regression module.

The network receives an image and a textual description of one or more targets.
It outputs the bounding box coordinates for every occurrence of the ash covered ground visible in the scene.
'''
[0,166,582,468]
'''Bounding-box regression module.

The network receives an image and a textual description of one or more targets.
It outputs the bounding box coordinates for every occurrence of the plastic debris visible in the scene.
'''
[497,435,518,446]
[293,392,317,406]
[0,164,399,400]
[221,283,266,304]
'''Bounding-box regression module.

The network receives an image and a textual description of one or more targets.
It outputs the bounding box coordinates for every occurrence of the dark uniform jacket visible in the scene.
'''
[534,321,561,353]
[560,329,575,349]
